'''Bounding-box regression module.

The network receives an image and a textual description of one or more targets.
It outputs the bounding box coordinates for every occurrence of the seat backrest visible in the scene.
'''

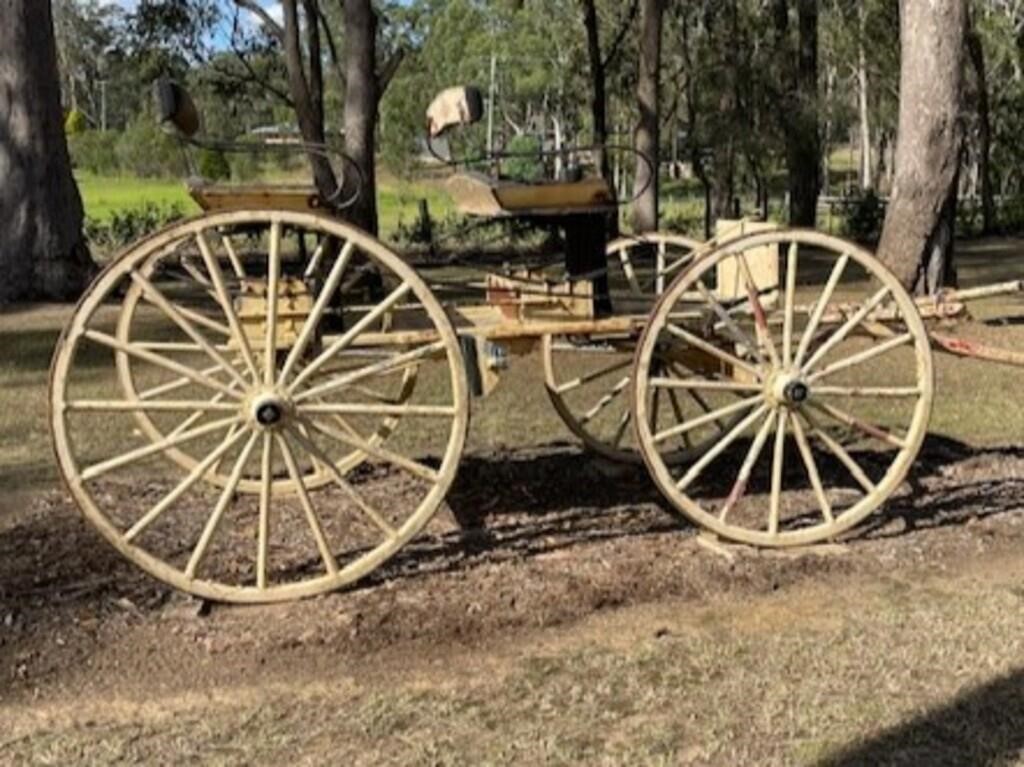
[426,86,484,139]
[153,79,201,138]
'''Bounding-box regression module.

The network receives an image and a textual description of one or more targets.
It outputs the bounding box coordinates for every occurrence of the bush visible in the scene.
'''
[65,109,88,135]
[69,130,119,175]
[84,202,187,255]
[503,135,545,183]
[198,148,231,181]
[230,151,261,182]
[115,120,183,178]
[843,190,884,243]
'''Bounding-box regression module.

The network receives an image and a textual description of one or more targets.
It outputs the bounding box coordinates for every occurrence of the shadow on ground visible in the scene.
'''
[818,667,1024,766]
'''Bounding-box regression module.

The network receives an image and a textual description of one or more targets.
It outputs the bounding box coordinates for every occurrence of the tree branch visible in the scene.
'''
[377,48,406,93]
[315,1,346,88]
[602,0,640,70]
[233,0,285,43]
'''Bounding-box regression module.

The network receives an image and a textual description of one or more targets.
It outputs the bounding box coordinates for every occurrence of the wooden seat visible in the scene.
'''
[447,172,616,218]
[189,183,325,213]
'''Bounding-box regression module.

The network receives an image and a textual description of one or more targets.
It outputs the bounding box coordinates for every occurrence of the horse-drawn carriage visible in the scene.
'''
[48,83,1016,603]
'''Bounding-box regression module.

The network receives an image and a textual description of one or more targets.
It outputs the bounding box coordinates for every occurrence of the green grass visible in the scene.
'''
[75,171,457,242]
[76,173,199,221]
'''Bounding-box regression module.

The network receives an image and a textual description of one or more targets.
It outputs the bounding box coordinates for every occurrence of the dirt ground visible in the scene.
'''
[5,238,1024,765]
[3,434,1024,765]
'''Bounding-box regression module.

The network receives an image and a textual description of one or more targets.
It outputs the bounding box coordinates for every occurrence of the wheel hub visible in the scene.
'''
[250,393,291,429]
[769,372,811,408]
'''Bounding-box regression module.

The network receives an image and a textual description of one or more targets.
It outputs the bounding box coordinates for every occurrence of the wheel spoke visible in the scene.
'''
[81,416,239,481]
[694,280,764,366]
[295,341,445,404]
[665,323,763,380]
[303,240,328,280]
[808,333,914,384]
[277,434,340,576]
[650,385,661,433]
[85,330,239,398]
[768,410,787,536]
[654,395,762,445]
[264,221,283,386]
[138,364,224,400]
[279,241,355,385]
[783,242,798,366]
[301,416,441,483]
[813,385,922,399]
[799,409,876,493]
[289,281,414,393]
[181,256,213,289]
[173,305,233,338]
[677,405,770,492]
[656,240,668,295]
[617,247,642,294]
[719,411,775,522]
[185,430,261,579]
[287,426,398,540]
[67,399,238,413]
[737,256,780,368]
[196,232,260,382]
[789,411,835,524]
[221,235,246,279]
[802,287,892,374]
[794,254,849,369]
[612,410,631,448]
[666,389,694,450]
[300,402,456,418]
[808,401,907,449]
[649,377,762,393]
[580,376,631,425]
[554,358,632,395]
[124,428,251,543]
[257,432,274,590]
[130,270,249,389]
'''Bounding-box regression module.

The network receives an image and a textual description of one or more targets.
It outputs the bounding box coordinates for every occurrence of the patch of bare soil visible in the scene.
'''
[0,437,1023,743]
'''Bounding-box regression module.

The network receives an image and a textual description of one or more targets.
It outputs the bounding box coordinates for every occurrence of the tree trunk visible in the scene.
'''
[580,0,609,179]
[281,0,338,201]
[877,0,966,293]
[343,0,380,236]
[966,13,996,234]
[633,0,663,233]
[857,5,873,192]
[786,0,821,227]
[0,0,93,304]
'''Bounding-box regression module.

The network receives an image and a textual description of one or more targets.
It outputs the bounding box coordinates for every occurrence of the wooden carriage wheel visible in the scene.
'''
[633,230,934,546]
[113,221,418,494]
[51,210,469,602]
[543,232,733,464]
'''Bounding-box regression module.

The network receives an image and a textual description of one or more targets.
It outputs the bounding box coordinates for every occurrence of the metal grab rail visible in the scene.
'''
[176,134,366,212]
[426,135,656,209]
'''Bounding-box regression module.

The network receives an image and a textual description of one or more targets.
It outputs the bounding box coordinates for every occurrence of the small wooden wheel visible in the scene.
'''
[544,232,725,464]
[633,229,934,546]
[51,210,469,602]
[113,220,418,494]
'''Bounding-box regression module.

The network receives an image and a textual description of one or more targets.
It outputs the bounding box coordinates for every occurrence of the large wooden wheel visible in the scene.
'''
[633,230,934,547]
[112,226,418,494]
[51,210,469,602]
[543,232,717,464]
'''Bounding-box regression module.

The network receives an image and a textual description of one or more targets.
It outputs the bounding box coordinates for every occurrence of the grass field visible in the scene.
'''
[3,237,1024,764]
[76,171,458,242]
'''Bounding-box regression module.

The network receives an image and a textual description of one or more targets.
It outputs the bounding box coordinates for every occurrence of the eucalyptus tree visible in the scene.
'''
[877,0,967,293]
[632,0,664,232]
[0,0,95,302]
